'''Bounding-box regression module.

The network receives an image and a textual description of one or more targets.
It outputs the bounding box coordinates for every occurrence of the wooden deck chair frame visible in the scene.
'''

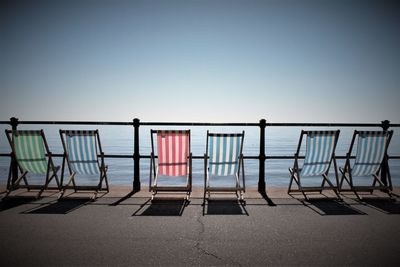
[288,130,341,200]
[339,130,393,199]
[203,131,245,204]
[5,129,61,198]
[149,130,192,200]
[59,130,109,199]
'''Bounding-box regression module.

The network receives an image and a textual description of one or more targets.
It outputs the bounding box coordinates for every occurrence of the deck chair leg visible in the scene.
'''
[92,191,98,200]
[320,178,326,194]
[37,189,44,199]
[339,174,345,192]
[202,188,206,206]
[323,175,341,200]
[61,174,75,198]
[14,172,28,189]
[54,175,61,190]
[240,191,245,205]
[288,170,295,194]
[104,174,109,192]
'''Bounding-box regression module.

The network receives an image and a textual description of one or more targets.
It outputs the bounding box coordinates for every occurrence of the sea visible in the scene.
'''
[1,124,399,188]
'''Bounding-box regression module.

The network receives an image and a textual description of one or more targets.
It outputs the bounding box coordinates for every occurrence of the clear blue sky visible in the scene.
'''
[1,0,399,123]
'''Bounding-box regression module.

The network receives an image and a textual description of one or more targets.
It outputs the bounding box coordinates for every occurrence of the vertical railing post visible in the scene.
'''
[381,120,390,186]
[9,117,19,185]
[258,118,266,192]
[133,118,141,191]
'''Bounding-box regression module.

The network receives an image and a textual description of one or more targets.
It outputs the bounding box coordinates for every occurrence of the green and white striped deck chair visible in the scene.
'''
[59,130,109,198]
[204,131,245,203]
[5,130,60,198]
[339,130,393,199]
[288,130,341,200]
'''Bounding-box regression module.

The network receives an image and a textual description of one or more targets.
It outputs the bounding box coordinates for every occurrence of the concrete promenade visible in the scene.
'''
[0,186,399,266]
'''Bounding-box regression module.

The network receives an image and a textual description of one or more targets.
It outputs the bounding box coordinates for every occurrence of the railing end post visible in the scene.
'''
[9,117,19,184]
[380,120,390,187]
[381,120,390,131]
[133,118,141,191]
[10,117,19,130]
[258,118,266,192]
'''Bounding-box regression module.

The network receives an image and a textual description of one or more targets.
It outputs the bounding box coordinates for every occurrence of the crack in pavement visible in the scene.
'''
[193,211,242,266]
[194,212,224,261]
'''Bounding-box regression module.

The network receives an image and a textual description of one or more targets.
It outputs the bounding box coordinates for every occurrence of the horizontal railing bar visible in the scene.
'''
[15,121,133,126]
[139,122,259,126]
[1,120,399,128]
[267,123,400,127]
[0,153,399,160]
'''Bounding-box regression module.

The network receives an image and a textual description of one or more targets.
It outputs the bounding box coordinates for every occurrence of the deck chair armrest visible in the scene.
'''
[149,152,154,192]
[293,153,299,170]
[204,153,207,180]
[240,153,245,192]
[189,152,193,183]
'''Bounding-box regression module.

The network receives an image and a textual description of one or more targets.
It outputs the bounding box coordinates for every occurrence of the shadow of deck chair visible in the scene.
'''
[203,131,245,205]
[59,130,109,199]
[288,130,341,200]
[5,130,61,198]
[339,130,394,199]
[150,130,192,200]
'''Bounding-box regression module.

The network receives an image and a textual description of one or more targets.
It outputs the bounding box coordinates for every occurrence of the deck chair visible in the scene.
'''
[150,130,192,200]
[288,130,341,200]
[203,131,245,204]
[5,130,61,198]
[339,130,394,199]
[59,130,109,198]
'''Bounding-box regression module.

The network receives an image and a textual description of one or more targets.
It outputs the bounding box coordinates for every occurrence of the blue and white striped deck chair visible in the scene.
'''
[59,130,109,198]
[204,131,245,203]
[5,130,61,198]
[339,130,393,199]
[288,130,341,200]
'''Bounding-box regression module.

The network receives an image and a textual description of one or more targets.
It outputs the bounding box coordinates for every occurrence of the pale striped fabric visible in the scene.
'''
[13,131,48,174]
[208,133,243,176]
[65,131,100,175]
[300,131,337,177]
[157,130,190,176]
[352,131,387,176]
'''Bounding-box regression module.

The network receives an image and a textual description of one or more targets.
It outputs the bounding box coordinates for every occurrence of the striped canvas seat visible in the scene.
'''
[5,130,60,197]
[288,130,341,200]
[13,131,48,174]
[65,131,100,175]
[300,131,337,177]
[204,131,245,203]
[59,130,109,198]
[208,133,243,177]
[339,130,393,199]
[351,132,388,177]
[150,130,192,199]
[157,130,190,176]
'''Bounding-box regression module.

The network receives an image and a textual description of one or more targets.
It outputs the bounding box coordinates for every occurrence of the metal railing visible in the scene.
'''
[1,117,399,192]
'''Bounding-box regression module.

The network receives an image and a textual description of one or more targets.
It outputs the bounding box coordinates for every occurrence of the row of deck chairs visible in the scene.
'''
[289,130,394,200]
[3,129,394,202]
[5,130,109,199]
[149,130,246,203]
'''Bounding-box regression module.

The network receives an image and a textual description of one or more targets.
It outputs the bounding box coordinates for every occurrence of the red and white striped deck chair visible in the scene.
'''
[150,130,192,200]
